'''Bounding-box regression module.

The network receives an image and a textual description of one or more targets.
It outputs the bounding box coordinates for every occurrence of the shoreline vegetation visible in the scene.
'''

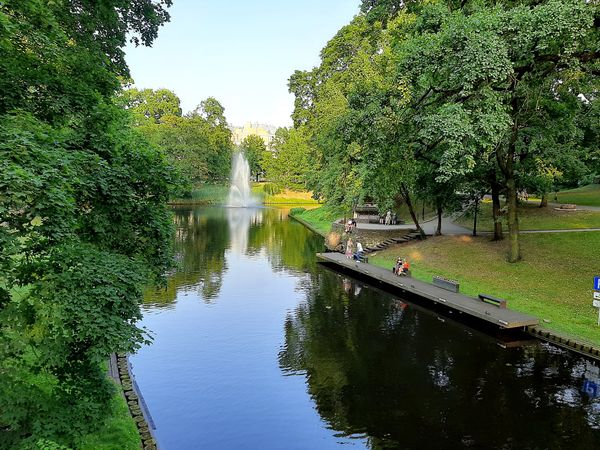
[169,183,321,206]
[293,204,600,346]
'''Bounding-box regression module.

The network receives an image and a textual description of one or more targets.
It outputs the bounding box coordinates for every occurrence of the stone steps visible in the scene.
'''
[362,230,422,254]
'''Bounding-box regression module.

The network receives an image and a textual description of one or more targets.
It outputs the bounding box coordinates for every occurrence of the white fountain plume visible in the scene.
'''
[227,152,256,207]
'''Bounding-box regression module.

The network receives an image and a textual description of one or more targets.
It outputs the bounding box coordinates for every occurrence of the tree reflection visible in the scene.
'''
[144,206,323,306]
[279,272,600,448]
[144,207,230,305]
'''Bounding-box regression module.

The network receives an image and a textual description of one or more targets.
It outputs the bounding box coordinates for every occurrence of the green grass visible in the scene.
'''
[556,184,600,207]
[369,232,600,345]
[456,201,600,231]
[75,388,140,450]
[294,205,346,235]
[251,183,320,205]
[170,184,229,204]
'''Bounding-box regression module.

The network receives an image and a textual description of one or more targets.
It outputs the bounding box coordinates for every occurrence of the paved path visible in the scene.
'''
[317,252,538,329]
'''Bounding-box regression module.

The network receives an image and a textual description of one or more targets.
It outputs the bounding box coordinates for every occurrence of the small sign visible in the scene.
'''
[595,276,600,291]
[595,292,600,301]
[583,380,599,398]
[594,299,600,308]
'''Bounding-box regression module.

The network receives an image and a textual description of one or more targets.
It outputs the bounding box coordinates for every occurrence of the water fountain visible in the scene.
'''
[227,151,256,207]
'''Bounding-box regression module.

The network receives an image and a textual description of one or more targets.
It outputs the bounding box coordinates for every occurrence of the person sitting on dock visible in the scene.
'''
[392,257,403,274]
[353,242,364,261]
[400,259,410,276]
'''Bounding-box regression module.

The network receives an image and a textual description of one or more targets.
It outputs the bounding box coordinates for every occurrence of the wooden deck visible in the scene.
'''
[317,252,539,329]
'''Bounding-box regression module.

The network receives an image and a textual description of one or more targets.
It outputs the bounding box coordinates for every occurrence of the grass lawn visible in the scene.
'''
[293,205,347,235]
[369,232,600,345]
[251,183,320,205]
[456,201,600,231]
[171,184,229,204]
[556,184,600,207]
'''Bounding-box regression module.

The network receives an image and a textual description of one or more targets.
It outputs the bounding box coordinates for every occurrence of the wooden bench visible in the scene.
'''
[478,293,507,309]
[357,254,369,263]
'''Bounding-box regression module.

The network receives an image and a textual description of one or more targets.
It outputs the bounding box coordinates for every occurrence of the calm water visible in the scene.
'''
[130,206,600,449]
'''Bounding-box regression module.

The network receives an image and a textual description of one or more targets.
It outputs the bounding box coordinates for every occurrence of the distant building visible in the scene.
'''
[231,122,278,146]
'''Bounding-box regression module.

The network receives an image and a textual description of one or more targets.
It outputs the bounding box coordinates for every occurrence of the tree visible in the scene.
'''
[241,134,267,181]
[0,1,175,446]
[263,127,312,190]
[121,87,182,124]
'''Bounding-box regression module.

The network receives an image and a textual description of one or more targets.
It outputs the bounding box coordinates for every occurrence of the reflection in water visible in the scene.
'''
[279,270,600,448]
[227,207,262,254]
[134,206,600,449]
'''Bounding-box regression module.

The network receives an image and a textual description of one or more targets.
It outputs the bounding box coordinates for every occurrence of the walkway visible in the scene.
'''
[317,252,538,329]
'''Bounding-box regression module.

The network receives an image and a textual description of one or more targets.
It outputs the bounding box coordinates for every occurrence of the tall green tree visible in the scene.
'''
[240,134,267,181]
[0,1,175,447]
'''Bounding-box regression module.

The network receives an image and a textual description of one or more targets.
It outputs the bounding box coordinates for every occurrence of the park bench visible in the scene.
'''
[357,254,369,263]
[478,293,507,309]
[433,276,460,293]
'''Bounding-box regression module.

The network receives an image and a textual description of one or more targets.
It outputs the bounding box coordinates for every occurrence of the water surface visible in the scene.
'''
[131,206,600,449]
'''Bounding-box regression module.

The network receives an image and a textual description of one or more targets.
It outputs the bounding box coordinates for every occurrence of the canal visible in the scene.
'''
[130,206,600,449]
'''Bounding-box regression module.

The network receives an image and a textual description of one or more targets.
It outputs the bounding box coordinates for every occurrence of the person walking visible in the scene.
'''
[385,210,392,225]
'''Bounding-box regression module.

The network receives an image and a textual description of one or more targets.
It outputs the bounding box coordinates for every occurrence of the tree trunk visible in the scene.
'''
[491,178,503,241]
[435,204,442,236]
[401,183,425,237]
[472,199,478,236]
[506,176,521,262]
[539,193,548,208]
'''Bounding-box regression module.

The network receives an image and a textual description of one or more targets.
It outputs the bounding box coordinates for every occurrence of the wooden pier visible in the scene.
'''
[317,252,538,330]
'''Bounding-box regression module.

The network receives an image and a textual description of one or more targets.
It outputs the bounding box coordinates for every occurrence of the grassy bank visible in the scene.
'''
[251,183,320,205]
[75,389,140,450]
[456,201,600,231]
[291,205,346,235]
[556,184,600,207]
[169,184,229,205]
[369,233,600,345]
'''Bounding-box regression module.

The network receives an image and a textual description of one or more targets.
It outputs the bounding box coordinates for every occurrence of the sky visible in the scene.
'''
[125,0,361,127]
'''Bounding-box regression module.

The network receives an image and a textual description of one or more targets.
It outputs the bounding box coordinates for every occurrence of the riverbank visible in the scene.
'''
[369,234,600,345]
[169,183,321,206]
[293,206,600,345]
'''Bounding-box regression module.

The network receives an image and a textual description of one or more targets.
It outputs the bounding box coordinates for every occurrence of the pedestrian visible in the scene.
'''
[353,242,364,261]
[385,210,392,225]
[345,238,353,259]
[392,212,397,225]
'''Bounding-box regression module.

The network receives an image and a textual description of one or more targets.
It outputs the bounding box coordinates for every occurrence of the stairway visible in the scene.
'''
[362,230,423,254]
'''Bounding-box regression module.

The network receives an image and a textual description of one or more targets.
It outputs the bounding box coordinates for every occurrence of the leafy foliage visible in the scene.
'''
[0,0,175,447]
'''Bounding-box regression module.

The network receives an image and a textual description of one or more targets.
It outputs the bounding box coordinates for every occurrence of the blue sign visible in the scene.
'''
[583,380,599,398]
[595,276,600,291]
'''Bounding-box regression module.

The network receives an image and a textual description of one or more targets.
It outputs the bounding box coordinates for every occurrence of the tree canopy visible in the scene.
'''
[0,1,176,447]
[289,0,600,260]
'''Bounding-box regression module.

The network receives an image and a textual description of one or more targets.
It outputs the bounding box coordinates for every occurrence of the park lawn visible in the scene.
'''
[456,201,600,231]
[556,184,600,207]
[294,205,346,235]
[369,232,600,345]
[170,184,229,204]
[251,183,320,205]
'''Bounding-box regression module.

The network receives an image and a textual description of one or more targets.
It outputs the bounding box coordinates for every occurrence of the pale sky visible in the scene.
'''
[125,0,360,127]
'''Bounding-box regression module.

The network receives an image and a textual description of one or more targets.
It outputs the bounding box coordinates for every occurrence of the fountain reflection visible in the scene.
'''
[227,207,262,254]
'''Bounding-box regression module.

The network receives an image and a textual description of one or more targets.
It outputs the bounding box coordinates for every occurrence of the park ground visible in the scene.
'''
[293,185,600,346]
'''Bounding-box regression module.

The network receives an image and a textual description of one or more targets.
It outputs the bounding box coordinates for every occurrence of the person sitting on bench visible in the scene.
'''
[353,242,364,261]
[399,259,410,276]
[392,257,403,275]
